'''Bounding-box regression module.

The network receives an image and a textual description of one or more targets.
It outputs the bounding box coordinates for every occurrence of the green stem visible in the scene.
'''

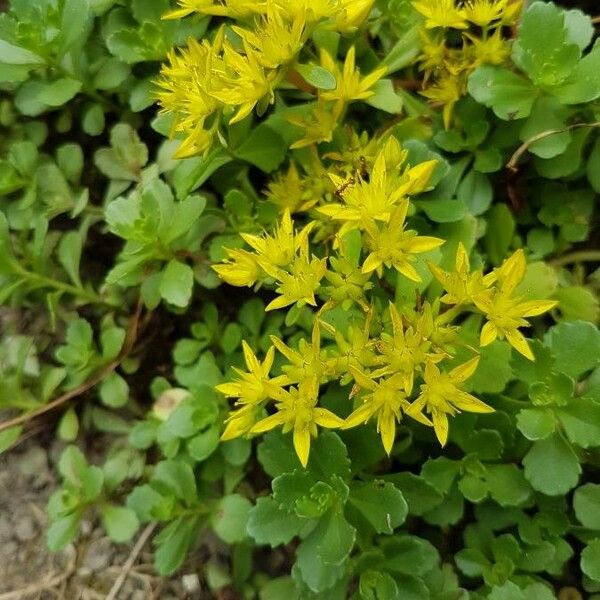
[14,266,107,306]
[550,250,600,268]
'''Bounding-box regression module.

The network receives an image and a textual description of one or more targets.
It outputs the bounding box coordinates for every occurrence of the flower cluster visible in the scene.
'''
[214,134,556,466]
[156,0,377,156]
[412,0,522,127]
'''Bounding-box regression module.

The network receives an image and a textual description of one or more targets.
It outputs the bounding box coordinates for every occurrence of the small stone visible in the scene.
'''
[181,573,200,593]
[16,446,48,480]
[82,537,113,572]
[130,591,148,600]
[14,515,37,542]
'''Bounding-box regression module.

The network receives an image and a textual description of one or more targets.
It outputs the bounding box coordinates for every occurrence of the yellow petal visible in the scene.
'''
[378,410,396,455]
[265,294,293,311]
[519,299,558,317]
[480,321,498,346]
[406,235,444,253]
[450,356,480,383]
[432,409,449,447]
[452,391,495,414]
[293,426,311,468]
[314,408,344,429]
[505,328,534,361]
[343,401,376,428]
[362,252,382,274]
[250,411,286,434]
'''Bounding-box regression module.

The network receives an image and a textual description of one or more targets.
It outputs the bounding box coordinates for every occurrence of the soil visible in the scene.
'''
[0,439,210,599]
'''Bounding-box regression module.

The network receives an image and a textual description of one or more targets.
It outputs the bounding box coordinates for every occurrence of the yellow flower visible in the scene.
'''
[333,0,375,32]
[462,0,507,26]
[343,368,431,455]
[250,376,343,467]
[412,0,467,29]
[420,73,464,129]
[275,0,339,23]
[216,342,288,407]
[428,242,495,306]
[163,0,267,20]
[232,6,306,69]
[371,303,444,394]
[263,251,327,311]
[213,248,260,287]
[155,38,222,157]
[323,254,373,310]
[318,142,437,236]
[288,100,341,148]
[269,320,332,384]
[361,202,444,280]
[221,404,263,441]
[319,46,387,107]
[240,210,314,271]
[266,162,317,213]
[465,29,510,66]
[210,41,277,124]
[474,250,557,360]
[418,31,448,82]
[407,357,493,446]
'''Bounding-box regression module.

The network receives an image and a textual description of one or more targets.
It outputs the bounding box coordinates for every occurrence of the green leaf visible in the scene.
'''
[101,504,139,543]
[60,0,91,52]
[211,494,252,544]
[172,148,231,199]
[187,427,220,461]
[544,321,600,379]
[93,58,130,90]
[512,2,581,86]
[556,397,600,448]
[468,66,538,120]
[488,581,526,600]
[574,484,600,530]
[257,431,302,477]
[234,124,287,173]
[483,204,515,266]
[348,481,407,534]
[47,512,81,551]
[365,79,403,114]
[0,425,22,453]
[58,408,79,442]
[517,408,556,440]
[587,136,600,193]
[382,535,439,576]
[0,39,45,65]
[519,96,570,159]
[159,260,194,307]
[153,460,197,502]
[296,508,355,592]
[294,64,336,90]
[359,571,401,600]
[522,433,581,495]
[552,41,600,104]
[382,28,420,73]
[99,372,130,408]
[247,497,306,546]
[38,78,82,107]
[154,515,202,575]
[582,538,600,582]
[485,464,531,507]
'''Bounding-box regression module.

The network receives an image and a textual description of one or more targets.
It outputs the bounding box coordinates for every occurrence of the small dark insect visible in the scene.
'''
[335,176,355,197]
[358,155,369,180]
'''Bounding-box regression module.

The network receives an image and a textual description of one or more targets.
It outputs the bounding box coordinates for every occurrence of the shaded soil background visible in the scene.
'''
[0,439,212,599]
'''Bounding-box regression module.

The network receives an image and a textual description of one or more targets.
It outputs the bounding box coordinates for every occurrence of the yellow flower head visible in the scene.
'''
[240,209,314,271]
[216,342,288,407]
[362,203,444,280]
[333,0,375,32]
[465,29,510,66]
[428,242,495,306]
[163,0,267,20]
[276,0,339,23]
[412,0,467,29]
[343,367,431,455]
[407,357,493,446]
[474,250,558,360]
[420,73,464,129]
[288,100,342,149]
[250,376,343,467]
[461,0,508,26]
[232,6,306,69]
[213,248,260,287]
[263,251,327,311]
[318,141,437,236]
[319,46,387,107]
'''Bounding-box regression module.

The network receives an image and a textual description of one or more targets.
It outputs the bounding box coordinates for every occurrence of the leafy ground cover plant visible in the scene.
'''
[1,0,600,598]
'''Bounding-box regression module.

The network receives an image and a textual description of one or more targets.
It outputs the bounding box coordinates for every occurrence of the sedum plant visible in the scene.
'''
[0,0,600,598]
